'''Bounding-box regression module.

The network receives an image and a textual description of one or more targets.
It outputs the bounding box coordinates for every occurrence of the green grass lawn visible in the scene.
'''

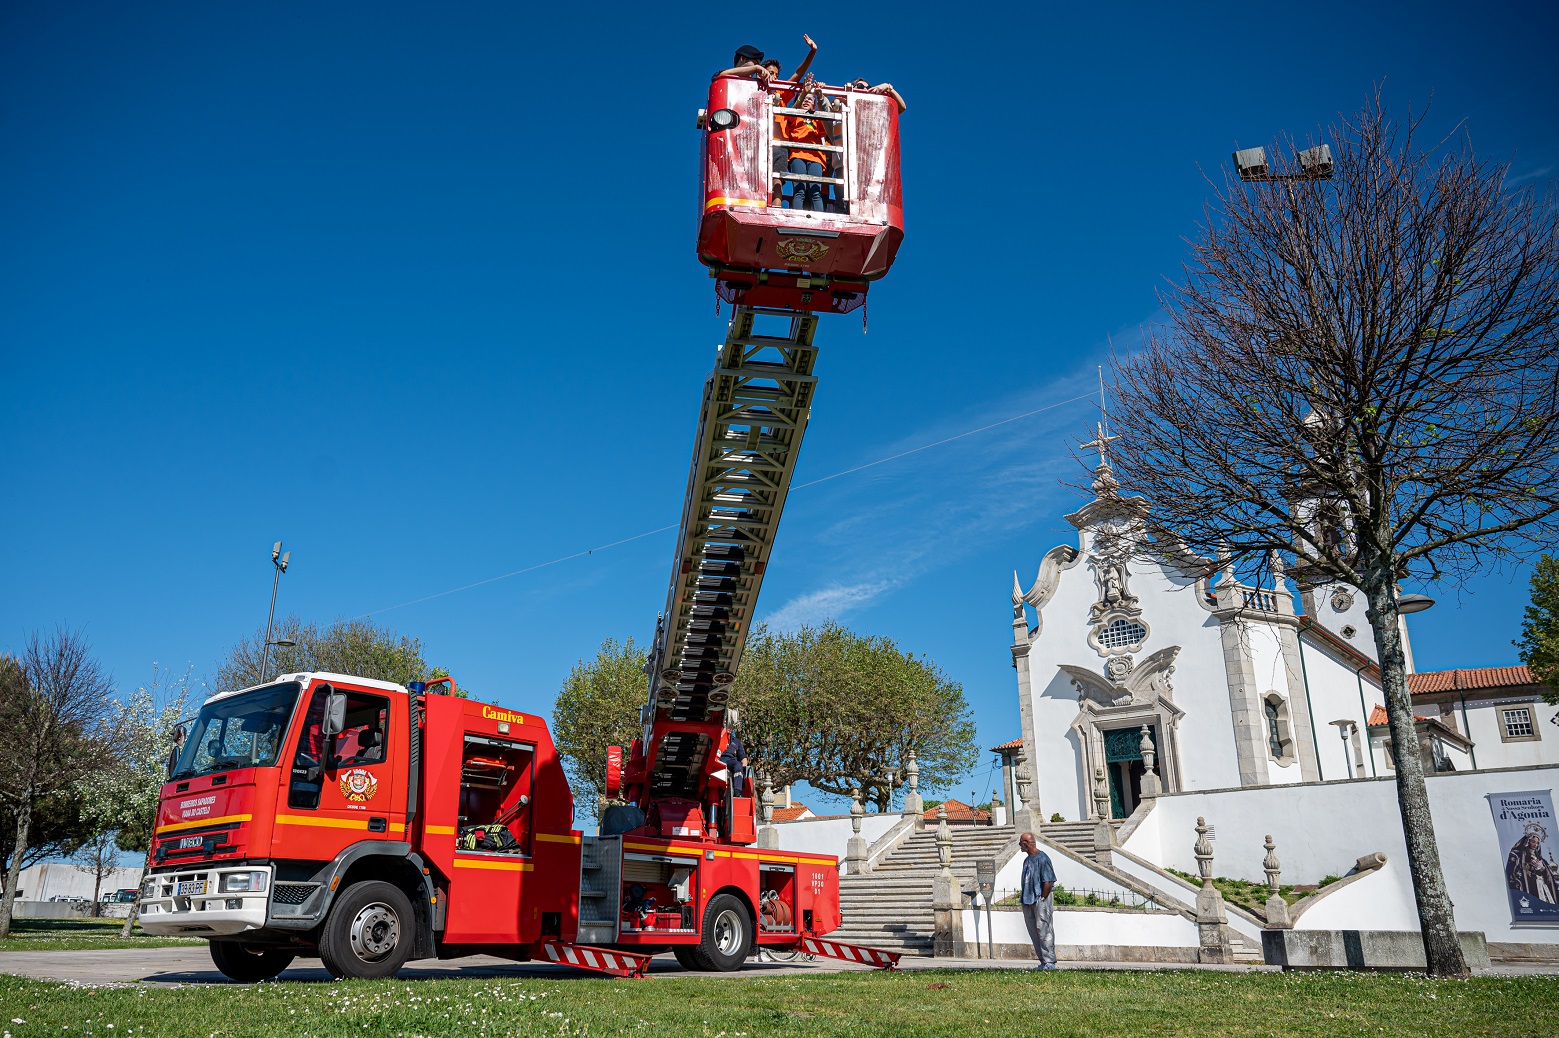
[0,918,202,952]
[1,968,1555,1037]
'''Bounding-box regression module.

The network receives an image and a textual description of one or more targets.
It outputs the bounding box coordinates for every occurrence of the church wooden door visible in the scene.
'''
[1102,726,1158,818]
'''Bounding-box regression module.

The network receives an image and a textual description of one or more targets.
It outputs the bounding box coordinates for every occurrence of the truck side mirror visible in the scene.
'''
[319,684,347,737]
[164,723,188,779]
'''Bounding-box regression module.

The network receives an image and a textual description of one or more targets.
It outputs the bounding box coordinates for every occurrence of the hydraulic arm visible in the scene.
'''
[637,306,819,806]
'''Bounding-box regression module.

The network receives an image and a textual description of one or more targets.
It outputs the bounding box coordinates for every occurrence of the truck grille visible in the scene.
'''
[272,883,317,906]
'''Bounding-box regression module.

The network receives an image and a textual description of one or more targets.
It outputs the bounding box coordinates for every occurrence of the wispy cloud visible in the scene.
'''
[1508,165,1554,186]
[765,580,898,629]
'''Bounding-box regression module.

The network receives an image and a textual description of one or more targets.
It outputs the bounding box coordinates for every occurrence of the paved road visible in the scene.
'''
[0,947,1279,985]
[2,947,1550,985]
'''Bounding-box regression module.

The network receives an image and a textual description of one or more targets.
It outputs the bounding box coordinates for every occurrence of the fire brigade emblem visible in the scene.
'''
[775,237,830,264]
[339,768,378,803]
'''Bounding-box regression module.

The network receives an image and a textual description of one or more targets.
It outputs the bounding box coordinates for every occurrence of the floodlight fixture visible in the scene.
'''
[1233,141,1335,182]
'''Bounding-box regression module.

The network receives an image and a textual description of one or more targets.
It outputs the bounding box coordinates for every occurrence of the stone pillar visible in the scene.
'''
[845,788,869,875]
[1013,752,1035,832]
[903,751,924,821]
[757,780,779,849]
[1138,725,1160,800]
[1262,834,1292,929]
[1193,816,1233,963]
[931,804,964,957]
[1091,766,1115,866]
[990,790,1006,828]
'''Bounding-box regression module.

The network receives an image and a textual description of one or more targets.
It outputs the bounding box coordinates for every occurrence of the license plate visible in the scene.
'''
[178,837,203,850]
[174,880,206,897]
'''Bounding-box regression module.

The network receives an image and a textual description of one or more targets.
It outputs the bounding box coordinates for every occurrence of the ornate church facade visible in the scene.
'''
[1008,457,1559,823]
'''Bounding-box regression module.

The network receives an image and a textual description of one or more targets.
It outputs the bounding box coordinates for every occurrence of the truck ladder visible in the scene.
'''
[641,306,820,800]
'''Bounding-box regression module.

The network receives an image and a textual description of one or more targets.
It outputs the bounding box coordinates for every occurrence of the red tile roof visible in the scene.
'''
[1407,665,1541,693]
[771,804,813,822]
[924,798,990,824]
[990,738,1023,752]
[1367,704,1433,727]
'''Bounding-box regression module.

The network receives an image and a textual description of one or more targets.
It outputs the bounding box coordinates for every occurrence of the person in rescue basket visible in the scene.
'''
[714,44,772,82]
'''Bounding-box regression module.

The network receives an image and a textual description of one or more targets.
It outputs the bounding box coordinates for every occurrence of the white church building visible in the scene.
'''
[1009,458,1559,824]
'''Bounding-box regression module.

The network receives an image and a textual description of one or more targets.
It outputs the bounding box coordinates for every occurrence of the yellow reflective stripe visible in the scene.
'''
[705,196,769,211]
[453,858,534,872]
[155,813,251,835]
[424,824,457,835]
[275,814,404,833]
[535,833,582,845]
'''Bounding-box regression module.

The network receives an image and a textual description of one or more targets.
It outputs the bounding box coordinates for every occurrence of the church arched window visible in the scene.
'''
[1263,693,1295,765]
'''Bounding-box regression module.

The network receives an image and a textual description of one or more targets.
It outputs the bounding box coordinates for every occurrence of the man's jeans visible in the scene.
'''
[787,157,824,211]
[1022,896,1056,965]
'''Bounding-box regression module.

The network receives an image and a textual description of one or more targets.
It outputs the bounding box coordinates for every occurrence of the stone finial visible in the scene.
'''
[845,789,869,874]
[757,780,779,849]
[1262,834,1281,894]
[1194,816,1214,886]
[1192,817,1231,959]
[1138,725,1160,799]
[1014,752,1031,806]
[1268,549,1286,588]
[1092,766,1111,820]
[902,751,924,817]
[935,803,953,878]
[1262,833,1293,929]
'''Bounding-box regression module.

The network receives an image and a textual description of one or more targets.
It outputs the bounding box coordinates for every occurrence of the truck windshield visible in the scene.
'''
[172,682,302,779]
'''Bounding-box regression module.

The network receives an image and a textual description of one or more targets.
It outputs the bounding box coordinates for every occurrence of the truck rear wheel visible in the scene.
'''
[318,880,416,980]
[209,941,295,983]
[695,893,751,972]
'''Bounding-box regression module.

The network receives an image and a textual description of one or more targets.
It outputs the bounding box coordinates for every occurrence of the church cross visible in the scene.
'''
[1081,421,1120,469]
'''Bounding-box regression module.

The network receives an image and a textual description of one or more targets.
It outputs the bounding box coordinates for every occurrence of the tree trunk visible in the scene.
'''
[91,865,103,918]
[0,799,34,939]
[1364,574,1469,978]
[122,846,152,937]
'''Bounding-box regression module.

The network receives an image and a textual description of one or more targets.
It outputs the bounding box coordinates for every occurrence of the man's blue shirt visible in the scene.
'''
[1021,850,1056,905]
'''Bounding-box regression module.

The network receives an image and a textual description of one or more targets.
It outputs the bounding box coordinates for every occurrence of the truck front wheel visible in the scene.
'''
[318,880,416,980]
[695,893,751,972]
[209,941,295,983]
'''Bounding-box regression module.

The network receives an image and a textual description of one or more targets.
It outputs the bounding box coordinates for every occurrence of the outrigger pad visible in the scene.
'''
[800,936,901,970]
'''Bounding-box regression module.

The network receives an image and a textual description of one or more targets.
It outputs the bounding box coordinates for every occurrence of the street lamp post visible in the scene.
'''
[259,541,291,684]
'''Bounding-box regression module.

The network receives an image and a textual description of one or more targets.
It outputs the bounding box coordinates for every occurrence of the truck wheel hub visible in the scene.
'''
[714,909,742,955]
[349,902,399,960]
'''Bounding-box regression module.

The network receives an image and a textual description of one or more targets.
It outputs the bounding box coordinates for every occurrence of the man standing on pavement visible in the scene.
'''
[1018,832,1058,970]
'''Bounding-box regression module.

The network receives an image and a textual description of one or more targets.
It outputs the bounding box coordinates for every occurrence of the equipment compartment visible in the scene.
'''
[758,862,796,932]
[456,734,534,855]
[619,852,698,933]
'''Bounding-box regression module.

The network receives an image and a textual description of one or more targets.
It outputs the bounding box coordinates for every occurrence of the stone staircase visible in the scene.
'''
[832,825,1019,955]
[1037,820,1119,862]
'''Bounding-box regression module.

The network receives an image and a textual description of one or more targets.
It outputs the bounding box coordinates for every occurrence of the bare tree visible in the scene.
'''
[71,829,119,917]
[0,629,129,938]
[1103,94,1559,978]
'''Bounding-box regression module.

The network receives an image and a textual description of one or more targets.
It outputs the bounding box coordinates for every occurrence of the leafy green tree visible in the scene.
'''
[215,616,452,691]
[1517,555,1559,705]
[551,638,647,806]
[1,791,87,877]
[733,622,978,812]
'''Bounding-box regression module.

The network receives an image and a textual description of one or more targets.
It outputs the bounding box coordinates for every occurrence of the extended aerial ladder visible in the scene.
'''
[634,306,819,810]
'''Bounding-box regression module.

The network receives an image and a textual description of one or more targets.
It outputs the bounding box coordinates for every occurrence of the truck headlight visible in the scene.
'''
[142,879,157,897]
[219,871,268,893]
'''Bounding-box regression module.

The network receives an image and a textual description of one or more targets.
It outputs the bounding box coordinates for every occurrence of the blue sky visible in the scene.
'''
[4,1,1556,814]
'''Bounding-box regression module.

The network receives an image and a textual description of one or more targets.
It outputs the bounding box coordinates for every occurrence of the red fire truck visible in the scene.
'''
[139,73,905,981]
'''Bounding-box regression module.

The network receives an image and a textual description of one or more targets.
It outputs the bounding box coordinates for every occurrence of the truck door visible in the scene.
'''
[279,684,405,850]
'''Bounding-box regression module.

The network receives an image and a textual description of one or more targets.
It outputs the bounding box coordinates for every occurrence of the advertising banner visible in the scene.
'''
[1487,789,1559,925]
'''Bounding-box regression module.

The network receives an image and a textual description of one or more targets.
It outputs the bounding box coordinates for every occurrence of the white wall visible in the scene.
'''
[15,863,143,902]
[1128,766,1559,944]
[1463,699,1559,771]
[771,812,902,872]
[1295,635,1378,783]
[962,906,1199,950]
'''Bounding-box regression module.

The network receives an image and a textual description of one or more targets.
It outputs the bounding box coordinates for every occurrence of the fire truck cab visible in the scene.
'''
[139,673,843,981]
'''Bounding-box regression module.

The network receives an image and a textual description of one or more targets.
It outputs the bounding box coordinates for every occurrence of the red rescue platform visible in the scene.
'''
[698,76,904,314]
